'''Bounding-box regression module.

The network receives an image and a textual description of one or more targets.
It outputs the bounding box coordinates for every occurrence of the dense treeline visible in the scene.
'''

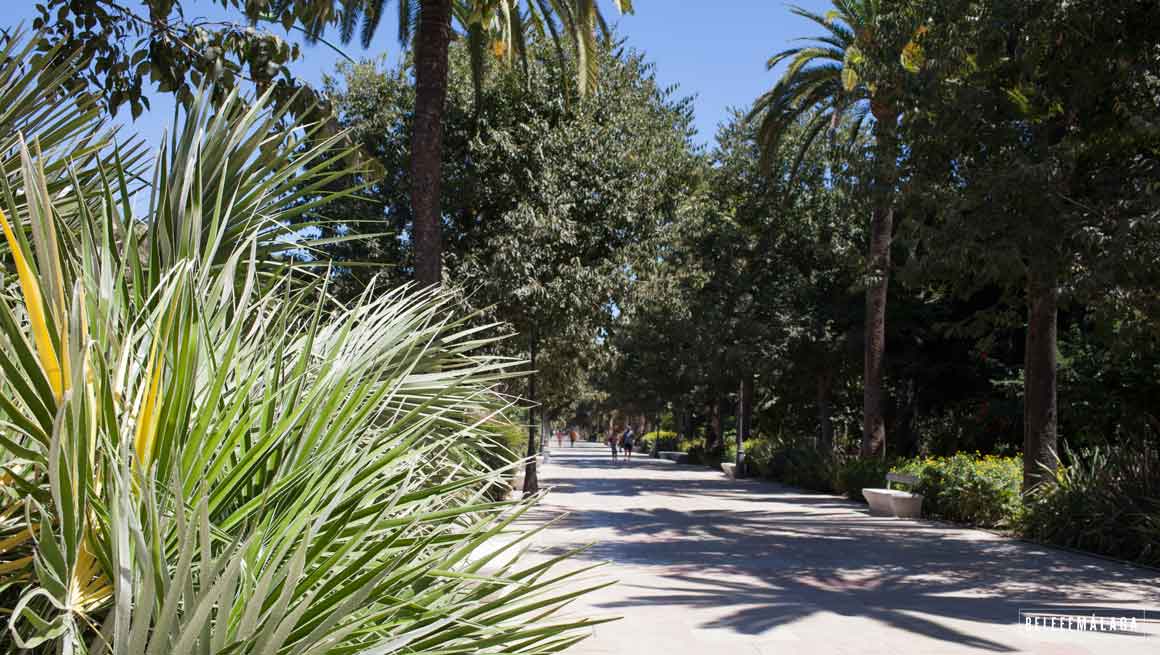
[293,2,1160,500]
[21,0,1156,563]
[283,1,1160,562]
[609,0,1160,476]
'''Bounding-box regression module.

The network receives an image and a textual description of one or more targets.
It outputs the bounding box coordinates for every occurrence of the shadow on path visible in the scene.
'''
[532,443,1160,652]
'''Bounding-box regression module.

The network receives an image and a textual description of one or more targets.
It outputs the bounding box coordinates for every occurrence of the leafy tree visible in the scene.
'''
[322,34,700,490]
[750,0,923,456]
[901,0,1160,488]
[33,0,635,287]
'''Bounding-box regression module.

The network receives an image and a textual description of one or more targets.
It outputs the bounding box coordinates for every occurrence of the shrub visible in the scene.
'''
[834,458,892,501]
[687,443,726,467]
[1021,445,1160,566]
[742,437,778,478]
[474,421,529,499]
[894,453,1022,527]
[0,69,596,652]
[642,430,678,453]
[766,446,835,492]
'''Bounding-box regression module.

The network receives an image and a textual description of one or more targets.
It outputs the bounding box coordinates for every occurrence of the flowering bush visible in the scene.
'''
[893,453,1023,527]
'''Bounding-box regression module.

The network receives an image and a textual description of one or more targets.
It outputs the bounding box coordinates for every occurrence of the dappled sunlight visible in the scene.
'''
[528,442,1160,653]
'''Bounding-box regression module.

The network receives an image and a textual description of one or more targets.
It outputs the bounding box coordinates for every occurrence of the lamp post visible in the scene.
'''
[737,375,754,476]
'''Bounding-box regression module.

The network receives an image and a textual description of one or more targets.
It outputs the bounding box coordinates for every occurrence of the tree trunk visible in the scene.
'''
[411,0,452,287]
[738,377,753,470]
[861,113,899,457]
[709,396,725,450]
[817,370,833,455]
[523,330,539,494]
[1023,265,1059,491]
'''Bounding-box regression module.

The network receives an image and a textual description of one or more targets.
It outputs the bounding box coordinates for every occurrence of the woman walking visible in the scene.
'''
[607,429,620,460]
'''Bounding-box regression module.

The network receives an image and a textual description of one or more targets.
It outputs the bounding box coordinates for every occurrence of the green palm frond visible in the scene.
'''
[0,45,599,655]
[750,1,878,181]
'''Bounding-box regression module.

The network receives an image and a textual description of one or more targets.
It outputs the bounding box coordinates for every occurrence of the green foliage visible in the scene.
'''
[893,454,1023,527]
[686,443,726,467]
[472,421,530,500]
[0,54,598,652]
[834,458,892,501]
[740,438,779,478]
[641,430,678,452]
[765,447,836,493]
[324,35,700,416]
[32,0,634,116]
[1022,445,1160,567]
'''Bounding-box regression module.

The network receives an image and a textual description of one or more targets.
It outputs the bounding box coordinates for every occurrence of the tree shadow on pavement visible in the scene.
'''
[532,480,1160,651]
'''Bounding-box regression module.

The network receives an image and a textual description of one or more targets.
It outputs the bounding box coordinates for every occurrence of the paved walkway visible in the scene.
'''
[524,441,1158,655]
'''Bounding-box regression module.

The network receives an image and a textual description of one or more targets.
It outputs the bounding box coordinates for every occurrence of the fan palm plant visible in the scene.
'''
[0,40,606,654]
[750,0,920,457]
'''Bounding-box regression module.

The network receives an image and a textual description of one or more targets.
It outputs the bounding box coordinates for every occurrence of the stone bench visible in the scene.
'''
[721,462,737,479]
[862,472,923,518]
[658,451,688,464]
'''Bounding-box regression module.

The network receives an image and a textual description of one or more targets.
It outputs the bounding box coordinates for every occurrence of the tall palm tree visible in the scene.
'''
[321,0,635,287]
[750,0,912,457]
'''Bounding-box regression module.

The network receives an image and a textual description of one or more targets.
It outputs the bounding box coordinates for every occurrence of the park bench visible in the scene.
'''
[862,472,923,518]
[658,451,689,464]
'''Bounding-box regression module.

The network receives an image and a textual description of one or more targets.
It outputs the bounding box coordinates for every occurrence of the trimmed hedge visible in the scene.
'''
[893,453,1022,528]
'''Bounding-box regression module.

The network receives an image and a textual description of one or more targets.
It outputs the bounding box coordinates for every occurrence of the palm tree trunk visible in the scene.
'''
[861,113,899,457]
[411,0,452,287]
[1023,264,1059,491]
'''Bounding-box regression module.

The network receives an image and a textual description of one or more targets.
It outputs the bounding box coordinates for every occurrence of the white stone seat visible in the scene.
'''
[862,472,923,518]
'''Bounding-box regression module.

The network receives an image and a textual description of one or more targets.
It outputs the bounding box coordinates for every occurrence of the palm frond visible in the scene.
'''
[0,49,597,655]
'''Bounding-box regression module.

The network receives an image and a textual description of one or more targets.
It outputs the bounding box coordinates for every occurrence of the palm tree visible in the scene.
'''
[750,0,912,457]
[321,0,635,287]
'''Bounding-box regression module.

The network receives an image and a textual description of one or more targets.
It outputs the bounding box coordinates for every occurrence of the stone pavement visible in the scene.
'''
[523,441,1158,655]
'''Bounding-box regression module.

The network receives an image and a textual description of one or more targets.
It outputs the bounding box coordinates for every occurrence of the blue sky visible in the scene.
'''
[2,0,831,149]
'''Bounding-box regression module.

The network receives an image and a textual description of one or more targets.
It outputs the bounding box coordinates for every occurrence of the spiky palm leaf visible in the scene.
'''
[748,3,876,179]
[322,1,633,97]
[0,42,604,654]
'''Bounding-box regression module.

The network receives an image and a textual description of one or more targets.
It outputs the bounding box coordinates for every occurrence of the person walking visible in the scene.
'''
[556,430,564,449]
[607,429,620,460]
[569,428,578,447]
[622,426,635,460]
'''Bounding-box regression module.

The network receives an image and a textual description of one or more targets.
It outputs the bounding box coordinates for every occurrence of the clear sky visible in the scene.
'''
[1,0,831,149]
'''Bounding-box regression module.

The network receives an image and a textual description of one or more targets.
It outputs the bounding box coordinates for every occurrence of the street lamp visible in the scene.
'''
[737,373,757,476]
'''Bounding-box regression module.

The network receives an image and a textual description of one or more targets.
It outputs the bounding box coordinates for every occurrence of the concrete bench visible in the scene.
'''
[862,472,923,518]
[658,451,688,464]
[721,462,737,479]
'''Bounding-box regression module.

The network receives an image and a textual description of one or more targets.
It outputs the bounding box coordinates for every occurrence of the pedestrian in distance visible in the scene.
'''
[607,430,620,460]
[622,427,635,460]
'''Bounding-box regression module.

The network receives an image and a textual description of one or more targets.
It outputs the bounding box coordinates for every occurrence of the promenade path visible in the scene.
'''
[524,441,1158,655]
